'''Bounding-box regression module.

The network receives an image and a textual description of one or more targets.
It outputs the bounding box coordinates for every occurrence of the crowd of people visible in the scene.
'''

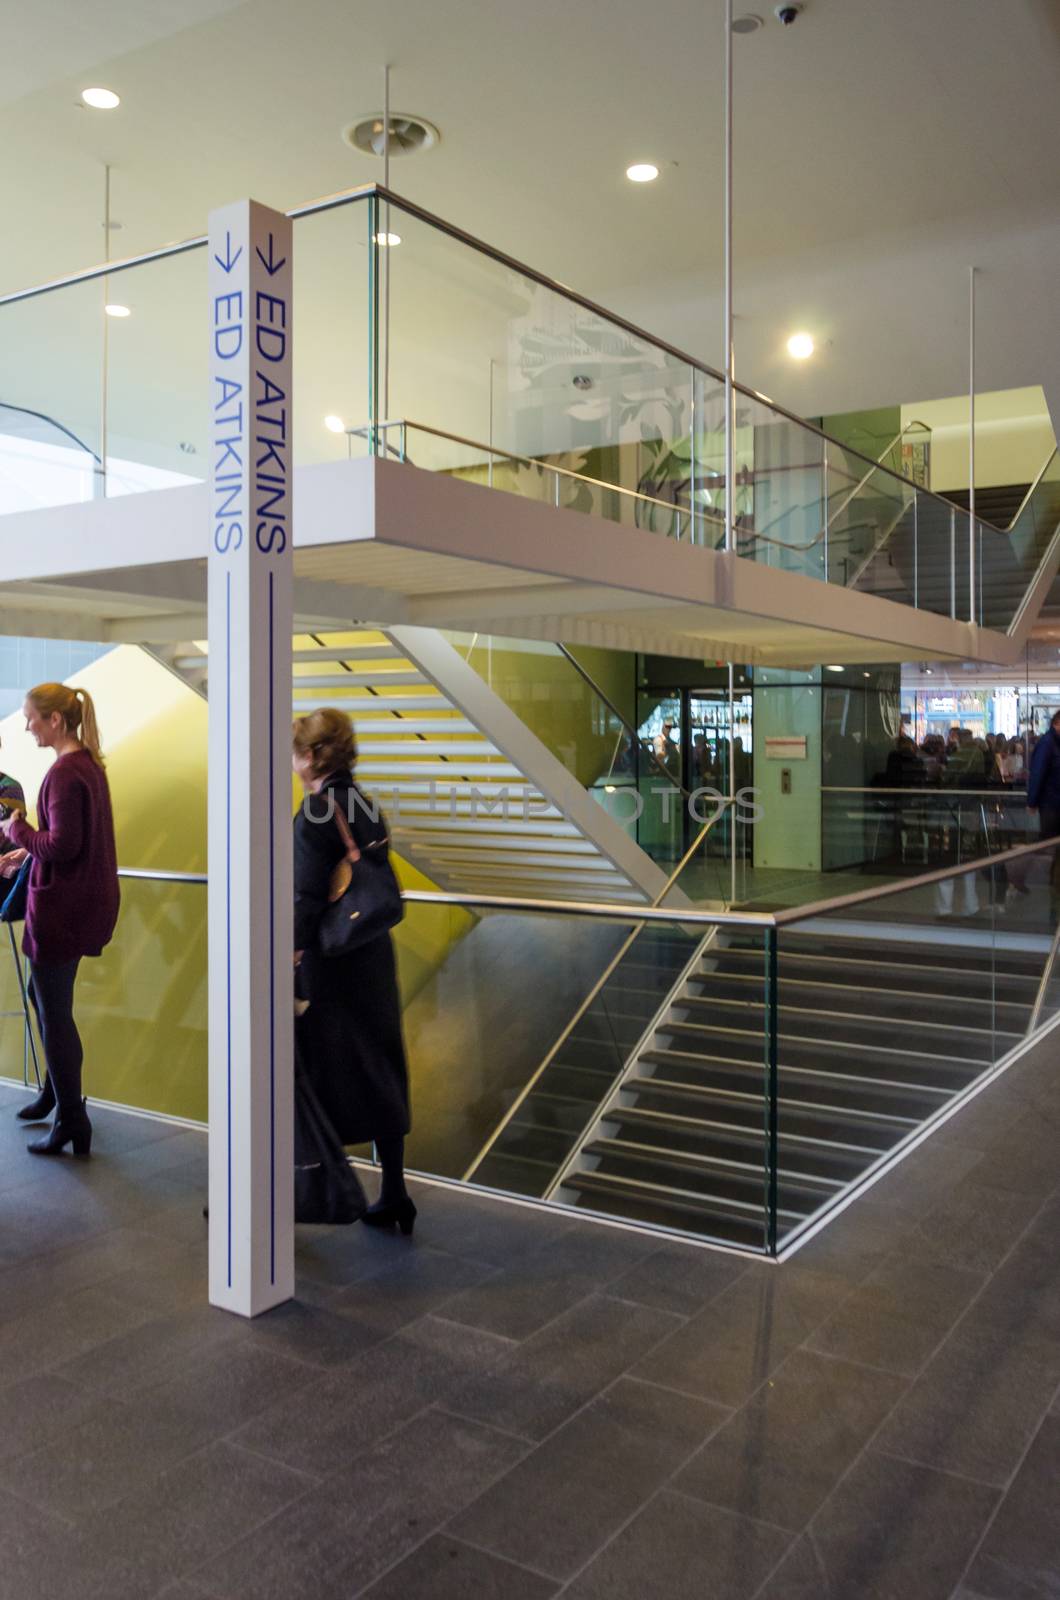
[878,725,1035,789]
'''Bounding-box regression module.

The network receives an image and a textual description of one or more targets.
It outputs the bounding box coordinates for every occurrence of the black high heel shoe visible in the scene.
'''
[16,1083,56,1122]
[27,1100,92,1158]
[361,1197,417,1236]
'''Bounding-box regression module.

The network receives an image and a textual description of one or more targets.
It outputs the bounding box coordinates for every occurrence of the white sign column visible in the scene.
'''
[207,199,294,1317]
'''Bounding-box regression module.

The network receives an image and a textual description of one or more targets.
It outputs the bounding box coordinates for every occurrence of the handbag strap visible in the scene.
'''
[332,804,361,864]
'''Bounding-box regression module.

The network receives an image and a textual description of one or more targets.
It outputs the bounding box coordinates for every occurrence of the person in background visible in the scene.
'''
[1001,737,1026,784]
[0,744,25,822]
[292,708,415,1233]
[0,684,119,1154]
[1026,708,1060,917]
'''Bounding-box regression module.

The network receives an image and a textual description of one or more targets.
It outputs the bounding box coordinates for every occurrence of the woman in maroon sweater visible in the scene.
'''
[0,684,119,1156]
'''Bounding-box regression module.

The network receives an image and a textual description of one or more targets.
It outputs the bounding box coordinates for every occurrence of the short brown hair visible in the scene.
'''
[292,708,357,779]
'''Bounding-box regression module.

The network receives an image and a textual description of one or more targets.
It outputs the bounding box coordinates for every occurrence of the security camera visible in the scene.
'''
[775,3,802,21]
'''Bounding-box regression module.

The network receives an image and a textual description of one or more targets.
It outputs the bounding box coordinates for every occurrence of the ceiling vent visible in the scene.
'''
[342,115,440,158]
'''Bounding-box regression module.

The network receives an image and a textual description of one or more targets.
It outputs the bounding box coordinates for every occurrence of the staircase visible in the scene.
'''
[517,924,1045,1250]
[148,626,670,904]
[842,458,1060,631]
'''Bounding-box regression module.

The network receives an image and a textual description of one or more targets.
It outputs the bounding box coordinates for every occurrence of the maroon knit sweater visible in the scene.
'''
[7,750,120,964]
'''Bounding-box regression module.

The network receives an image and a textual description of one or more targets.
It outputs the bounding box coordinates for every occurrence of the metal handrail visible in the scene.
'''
[822,785,1028,797]
[746,419,933,555]
[1026,918,1060,1034]
[460,801,736,1181]
[117,868,207,883]
[0,180,991,530]
[982,445,1059,536]
[554,643,695,802]
[401,831,1059,929]
[360,419,714,538]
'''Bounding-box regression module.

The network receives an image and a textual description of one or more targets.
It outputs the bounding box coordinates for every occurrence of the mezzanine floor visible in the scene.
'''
[0,1031,1057,1600]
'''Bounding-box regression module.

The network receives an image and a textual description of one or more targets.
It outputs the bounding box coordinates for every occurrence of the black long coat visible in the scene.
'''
[293,772,410,1146]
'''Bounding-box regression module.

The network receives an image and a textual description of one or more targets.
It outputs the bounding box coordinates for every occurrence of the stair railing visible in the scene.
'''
[459,800,735,1184]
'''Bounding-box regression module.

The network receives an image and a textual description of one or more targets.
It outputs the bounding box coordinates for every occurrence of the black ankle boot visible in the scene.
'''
[16,1082,56,1122]
[362,1196,417,1236]
[27,1100,92,1158]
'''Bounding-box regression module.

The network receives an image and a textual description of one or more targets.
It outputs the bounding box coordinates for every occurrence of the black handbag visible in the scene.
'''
[294,1041,367,1225]
[0,856,31,924]
[318,801,404,958]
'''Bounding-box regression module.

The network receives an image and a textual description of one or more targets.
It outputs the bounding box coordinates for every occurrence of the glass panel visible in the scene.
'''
[0,877,207,1122]
[446,900,771,1250]
[0,279,104,515]
[291,196,372,465]
[736,395,826,581]
[379,198,697,539]
[982,449,1060,632]
[773,835,1060,1251]
[104,248,207,496]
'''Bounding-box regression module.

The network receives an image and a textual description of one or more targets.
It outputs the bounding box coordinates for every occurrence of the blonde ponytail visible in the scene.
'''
[26,682,106,767]
[73,688,105,767]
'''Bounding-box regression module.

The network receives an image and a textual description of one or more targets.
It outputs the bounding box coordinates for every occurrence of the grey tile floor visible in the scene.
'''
[0,1033,1057,1600]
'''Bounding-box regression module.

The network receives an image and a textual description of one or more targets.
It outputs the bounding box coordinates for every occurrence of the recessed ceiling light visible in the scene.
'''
[825,664,844,672]
[373,232,401,247]
[626,163,659,183]
[787,332,815,360]
[732,13,764,31]
[324,415,346,434]
[81,87,120,110]
[104,303,130,318]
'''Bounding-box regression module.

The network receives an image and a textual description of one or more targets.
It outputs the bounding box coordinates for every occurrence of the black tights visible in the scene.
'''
[375,1135,408,1206]
[28,959,84,1119]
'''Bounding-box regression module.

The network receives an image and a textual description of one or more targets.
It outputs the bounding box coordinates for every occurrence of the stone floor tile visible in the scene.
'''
[243,1294,392,1368]
[310,1247,499,1338]
[629,1265,845,1407]
[439,1224,655,1342]
[448,1377,730,1579]
[230,1316,516,1475]
[446,1293,681,1441]
[899,1182,1044,1275]
[0,1372,116,1463]
[676,1348,908,1532]
[606,1242,749,1317]
[194,1408,529,1600]
[758,1451,999,1600]
[806,1254,987,1377]
[964,1417,1060,1598]
[66,1440,313,1599]
[564,1488,792,1600]
[0,1229,205,1324]
[875,1323,1060,1487]
[357,1534,558,1599]
[56,1302,240,1395]
[0,1281,157,1379]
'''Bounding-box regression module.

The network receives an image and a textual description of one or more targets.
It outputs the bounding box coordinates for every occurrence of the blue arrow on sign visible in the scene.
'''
[214,232,243,274]
[255,233,287,277]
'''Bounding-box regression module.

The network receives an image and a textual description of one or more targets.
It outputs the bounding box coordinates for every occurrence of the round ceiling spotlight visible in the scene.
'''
[342,114,439,158]
[81,87,120,110]
[732,13,764,32]
[324,415,346,434]
[372,232,402,247]
[786,331,815,359]
[104,303,131,318]
[626,163,659,183]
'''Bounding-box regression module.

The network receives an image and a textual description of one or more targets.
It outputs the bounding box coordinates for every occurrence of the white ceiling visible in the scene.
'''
[3,0,1060,423]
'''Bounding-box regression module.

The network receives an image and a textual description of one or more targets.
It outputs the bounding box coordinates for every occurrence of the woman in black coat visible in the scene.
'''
[292,708,414,1233]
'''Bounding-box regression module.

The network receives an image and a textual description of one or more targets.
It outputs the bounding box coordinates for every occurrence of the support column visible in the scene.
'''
[207,199,294,1317]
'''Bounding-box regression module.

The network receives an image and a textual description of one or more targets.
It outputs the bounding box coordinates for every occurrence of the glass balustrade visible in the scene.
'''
[2,182,1056,633]
[3,834,1059,1255]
